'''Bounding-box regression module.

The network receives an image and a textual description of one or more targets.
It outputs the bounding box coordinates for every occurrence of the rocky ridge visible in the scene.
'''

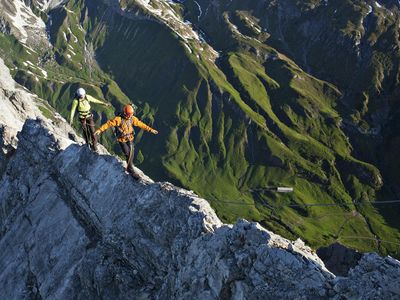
[1,59,400,298]
[0,0,50,46]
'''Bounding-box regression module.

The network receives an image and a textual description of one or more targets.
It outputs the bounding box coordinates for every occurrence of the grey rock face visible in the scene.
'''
[0,58,38,177]
[0,57,75,177]
[175,222,332,299]
[0,117,219,298]
[333,254,400,299]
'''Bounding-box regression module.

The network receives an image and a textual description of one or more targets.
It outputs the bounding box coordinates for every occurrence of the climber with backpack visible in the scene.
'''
[69,87,111,151]
[94,104,158,180]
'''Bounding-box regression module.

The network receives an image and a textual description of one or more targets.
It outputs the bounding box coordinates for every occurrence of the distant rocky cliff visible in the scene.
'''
[1,58,400,299]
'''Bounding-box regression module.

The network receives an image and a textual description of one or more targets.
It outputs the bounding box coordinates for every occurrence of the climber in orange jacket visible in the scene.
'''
[95,104,158,179]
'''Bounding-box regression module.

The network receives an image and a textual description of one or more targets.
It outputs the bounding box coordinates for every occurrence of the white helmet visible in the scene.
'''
[76,88,86,98]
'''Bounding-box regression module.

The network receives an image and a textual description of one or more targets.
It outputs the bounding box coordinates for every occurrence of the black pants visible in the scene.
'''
[119,141,135,174]
[80,115,97,150]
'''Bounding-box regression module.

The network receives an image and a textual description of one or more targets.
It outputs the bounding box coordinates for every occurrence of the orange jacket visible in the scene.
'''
[98,115,154,142]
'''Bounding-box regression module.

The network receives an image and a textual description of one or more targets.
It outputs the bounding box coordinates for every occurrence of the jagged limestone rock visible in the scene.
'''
[0,57,76,176]
[332,253,400,299]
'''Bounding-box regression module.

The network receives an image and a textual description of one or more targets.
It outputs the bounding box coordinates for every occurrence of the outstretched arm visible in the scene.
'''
[95,117,121,135]
[132,117,158,134]
[87,94,111,106]
[69,99,78,125]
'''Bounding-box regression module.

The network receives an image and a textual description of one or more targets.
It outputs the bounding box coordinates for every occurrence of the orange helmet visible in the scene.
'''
[123,105,134,118]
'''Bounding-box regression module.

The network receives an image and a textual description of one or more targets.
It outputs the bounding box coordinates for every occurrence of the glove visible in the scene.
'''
[151,129,158,135]
[94,129,101,136]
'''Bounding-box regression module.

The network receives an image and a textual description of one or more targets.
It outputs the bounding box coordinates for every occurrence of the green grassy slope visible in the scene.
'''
[181,0,400,255]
